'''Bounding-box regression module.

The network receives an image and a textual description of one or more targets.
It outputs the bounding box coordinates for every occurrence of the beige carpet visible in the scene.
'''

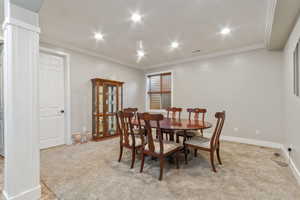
[38,139,300,200]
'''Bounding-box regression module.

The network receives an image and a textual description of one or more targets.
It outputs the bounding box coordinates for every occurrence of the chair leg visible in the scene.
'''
[184,145,188,164]
[216,148,222,165]
[210,150,217,172]
[200,129,203,137]
[175,152,180,169]
[194,149,198,157]
[176,134,180,143]
[159,157,164,181]
[118,145,123,162]
[140,153,145,173]
[169,132,174,141]
[130,148,136,169]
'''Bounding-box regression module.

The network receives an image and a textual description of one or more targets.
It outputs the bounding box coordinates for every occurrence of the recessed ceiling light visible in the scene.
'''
[220,28,231,35]
[94,32,104,41]
[131,13,142,23]
[171,41,179,49]
[137,49,145,58]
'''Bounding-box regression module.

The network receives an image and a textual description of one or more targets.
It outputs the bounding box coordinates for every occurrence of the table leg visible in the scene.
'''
[169,132,174,141]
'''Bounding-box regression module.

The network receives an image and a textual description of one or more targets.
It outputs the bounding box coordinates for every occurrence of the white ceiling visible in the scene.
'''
[11,0,45,12]
[267,0,300,50]
[39,0,269,69]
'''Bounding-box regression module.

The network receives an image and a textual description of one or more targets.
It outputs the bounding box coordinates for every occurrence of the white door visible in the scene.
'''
[39,52,65,149]
[0,45,4,156]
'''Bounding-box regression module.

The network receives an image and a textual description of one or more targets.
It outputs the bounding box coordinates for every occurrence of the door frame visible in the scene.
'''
[40,47,72,146]
[0,38,4,155]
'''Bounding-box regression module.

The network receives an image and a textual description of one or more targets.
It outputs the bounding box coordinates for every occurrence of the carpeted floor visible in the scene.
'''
[0,139,299,200]
[37,138,300,200]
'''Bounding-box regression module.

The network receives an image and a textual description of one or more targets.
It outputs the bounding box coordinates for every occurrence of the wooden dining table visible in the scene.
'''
[132,118,213,141]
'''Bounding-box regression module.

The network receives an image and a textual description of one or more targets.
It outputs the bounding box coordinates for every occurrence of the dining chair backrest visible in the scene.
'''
[138,112,164,154]
[123,108,138,120]
[116,111,135,146]
[210,111,226,149]
[166,107,182,120]
[187,108,207,122]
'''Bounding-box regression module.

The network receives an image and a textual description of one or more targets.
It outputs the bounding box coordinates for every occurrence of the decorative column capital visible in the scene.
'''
[2,18,41,33]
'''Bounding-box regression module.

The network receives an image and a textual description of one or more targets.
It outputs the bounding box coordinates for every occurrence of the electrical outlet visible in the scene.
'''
[255,130,261,135]
[234,128,239,132]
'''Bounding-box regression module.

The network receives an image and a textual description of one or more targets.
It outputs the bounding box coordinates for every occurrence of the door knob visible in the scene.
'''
[60,110,65,114]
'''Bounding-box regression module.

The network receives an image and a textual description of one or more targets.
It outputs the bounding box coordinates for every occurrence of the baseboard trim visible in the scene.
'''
[280,146,300,185]
[72,132,92,136]
[204,132,282,148]
[220,135,282,148]
[3,185,41,200]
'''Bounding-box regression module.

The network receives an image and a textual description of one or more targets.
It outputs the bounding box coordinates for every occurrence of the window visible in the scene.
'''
[294,40,300,96]
[147,72,172,110]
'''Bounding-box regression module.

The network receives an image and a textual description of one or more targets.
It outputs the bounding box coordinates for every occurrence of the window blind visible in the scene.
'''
[148,72,171,109]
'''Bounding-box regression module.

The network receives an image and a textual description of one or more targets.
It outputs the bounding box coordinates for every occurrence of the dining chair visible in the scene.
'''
[176,108,207,143]
[123,108,138,120]
[163,107,182,141]
[116,111,144,169]
[166,107,182,119]
[138,112,183,181]
[123,107,141,135]
[184,111,225,172]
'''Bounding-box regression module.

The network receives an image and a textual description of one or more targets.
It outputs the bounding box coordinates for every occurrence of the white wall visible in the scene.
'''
[41,43,145,134]
[145,49,283,143]
[283,15,300,172]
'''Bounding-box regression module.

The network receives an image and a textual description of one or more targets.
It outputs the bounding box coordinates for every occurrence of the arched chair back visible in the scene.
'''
[187,108,207,123]
[116,111,135,146]
[138,112,164,154]
[166,107,182,120]
[210,111,226,150]
[123,108,138,120]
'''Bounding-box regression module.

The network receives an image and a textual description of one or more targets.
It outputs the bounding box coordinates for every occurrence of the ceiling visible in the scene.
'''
[267,0,300,50]
[11,0,45,12]
[39,0,269,69]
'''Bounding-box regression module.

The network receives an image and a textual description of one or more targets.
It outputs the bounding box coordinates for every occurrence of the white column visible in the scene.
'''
[2,3,41,200]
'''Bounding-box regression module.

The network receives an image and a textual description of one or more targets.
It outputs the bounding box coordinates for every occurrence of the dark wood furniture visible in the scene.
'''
[138,113,183,181]
[116,111,143,169]
[166,107,182,119]
[163,107,182,141]
[123,108,138,120]
[132,118,212,132]
[91,78,124,141]
[123,107,143,135]
[176,108,207,143]
[184,111,226,172]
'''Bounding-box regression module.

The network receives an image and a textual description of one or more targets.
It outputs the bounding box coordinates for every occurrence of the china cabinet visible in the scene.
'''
[91,78,124,140]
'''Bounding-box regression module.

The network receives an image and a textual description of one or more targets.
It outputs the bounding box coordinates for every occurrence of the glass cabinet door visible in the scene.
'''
[103,83,118,136]
[92,78,123,140]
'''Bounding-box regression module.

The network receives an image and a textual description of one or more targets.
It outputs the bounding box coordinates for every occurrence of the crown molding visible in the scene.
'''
[144,43,265,70]
[265,0,278,49]
[41,37,265,71]
[40,36,141,70]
